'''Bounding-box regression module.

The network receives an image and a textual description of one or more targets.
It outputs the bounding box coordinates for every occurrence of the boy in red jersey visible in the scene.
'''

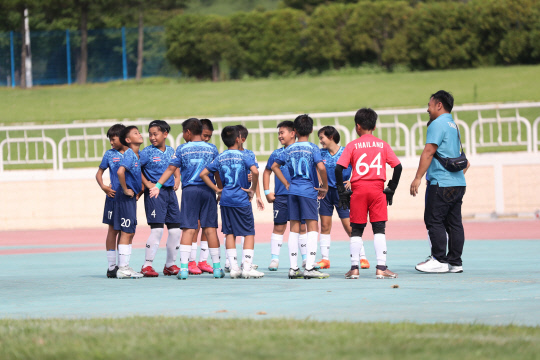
[335,108,403,279]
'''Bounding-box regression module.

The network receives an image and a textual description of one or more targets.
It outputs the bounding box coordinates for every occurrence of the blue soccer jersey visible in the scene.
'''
[206,149,257,207]
[99,149,124,190]
[118,148,142,193]
[171,141,219,188]
[321,147,352,188]
[266,147,291,196]
[139,145,176,187]
[275,141,323,200]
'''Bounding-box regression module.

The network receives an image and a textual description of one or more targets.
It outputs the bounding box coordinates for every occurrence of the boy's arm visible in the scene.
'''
[335,164,350,210]
[200,168,222,194]
[96,167,116,198]
[242,166,258,200]
[173,168,181,191]
[384,163,402,206]
[262,168,275,203]
[141,172,153,189]
[315,162,328,200]
[254,169,264,210]
[117,166,134,198]
[271,162,289,190]
[149,165,177,198]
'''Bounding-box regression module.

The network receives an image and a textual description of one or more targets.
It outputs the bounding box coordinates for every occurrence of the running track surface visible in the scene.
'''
[1,220,539,326]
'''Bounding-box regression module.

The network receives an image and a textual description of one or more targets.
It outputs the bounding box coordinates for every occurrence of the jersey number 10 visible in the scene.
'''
[291,158,310,179]
[355,153,382,176]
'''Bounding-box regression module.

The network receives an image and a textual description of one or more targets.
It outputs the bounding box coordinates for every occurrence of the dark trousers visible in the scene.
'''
[424,184,466,266]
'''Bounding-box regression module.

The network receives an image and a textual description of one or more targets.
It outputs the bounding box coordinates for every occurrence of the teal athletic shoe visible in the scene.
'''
[177,268,189,280]
[213,268,225,278]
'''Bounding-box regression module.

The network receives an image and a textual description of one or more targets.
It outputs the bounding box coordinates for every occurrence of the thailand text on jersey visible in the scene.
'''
[99,149,124,191]
[336,134,400,186]
[266,147,291,196]
[321,147,351,188]
[139,145,176,187]
[118,148,142,193]
[171,141,219,188]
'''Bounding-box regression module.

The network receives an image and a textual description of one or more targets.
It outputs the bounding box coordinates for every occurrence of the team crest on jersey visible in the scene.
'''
[112,158,120,162]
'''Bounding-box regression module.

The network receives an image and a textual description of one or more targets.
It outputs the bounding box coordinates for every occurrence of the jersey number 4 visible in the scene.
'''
[355,153,382,176]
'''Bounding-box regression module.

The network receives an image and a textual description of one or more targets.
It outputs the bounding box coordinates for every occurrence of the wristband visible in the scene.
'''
[264,190,271,196]
[155,182,163,189]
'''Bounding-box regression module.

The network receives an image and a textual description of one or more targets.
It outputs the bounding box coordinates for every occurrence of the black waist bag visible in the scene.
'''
[433,123,468,172]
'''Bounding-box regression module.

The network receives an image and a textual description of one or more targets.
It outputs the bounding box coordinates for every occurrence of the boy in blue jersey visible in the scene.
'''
[316,126,370,270]
[262,121,308,271]
[271,114,330,279]
[200,126,263,279]
[139,120,182,277]
[149,118,225,280]
[115,126,145,279]
[96,124,127,278]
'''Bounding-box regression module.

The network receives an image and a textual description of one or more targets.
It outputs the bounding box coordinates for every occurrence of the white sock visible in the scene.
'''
[240,236,245,262]
[179,244,191,266]
[118,244,131,267]
[165,228,181,267]
[209,247,221,265]
[360,243,367,260]
[350,236,363,266]
[107,250,116,270]
[299,233,307,259]
[243,249,254,271]
[200,240,209,262]
[270,233,283,258]
[319,233,331,260]
[224,236,230,267]
[288,232,299,269]
[189,242,198,262]
[305,231,318,270]
[374,233,387,266]
[144,228,163,268]
[226,249,239,270]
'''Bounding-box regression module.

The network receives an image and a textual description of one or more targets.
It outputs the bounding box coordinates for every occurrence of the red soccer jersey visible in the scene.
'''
[337,134,400,187]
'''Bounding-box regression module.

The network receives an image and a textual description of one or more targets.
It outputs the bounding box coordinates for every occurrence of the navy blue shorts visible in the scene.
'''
[113,192,138,233]
[221,205,255,236]
[273,195,289,225]
[144,187,181,225]
[180,185,218,229]
[319,187,350,219]
[102,197,115,225]
[288,194,319,222]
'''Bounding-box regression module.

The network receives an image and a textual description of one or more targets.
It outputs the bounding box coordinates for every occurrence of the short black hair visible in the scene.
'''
[201,119,214,131]
[431,90,454,112]
[318,126,341,144]
[148,120,170,133]
[182,118,202,136]
[277,120,294,131]
[354,108,377,131]
[293,114,313,137]
[106,124,126,140]
[236,124,248,139]
[221,126,239,148]
[120,125,139,146]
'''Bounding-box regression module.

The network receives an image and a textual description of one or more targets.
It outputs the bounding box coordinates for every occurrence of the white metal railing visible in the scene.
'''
[1,102,539,171]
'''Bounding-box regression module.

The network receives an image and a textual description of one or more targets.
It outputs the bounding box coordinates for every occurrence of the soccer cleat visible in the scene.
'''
[230,268,242,279]
[177,268,189,280]
[448,265,463,273]
[242,268,265,279]
[316,259,331,269]
[213,268,225,278]
[106,266,118,278]
[224,264,231,273]
[117,266,143,279]
[345,268,359,279]
[268,259,279,271]
[288,268,303,279]
[376,268,397,279]
[302,260,320,270]
[141,266,159,277]
[197,261,214,274]
[415,256,449,273]
[241,263,259,270]
[303,268,330,279]
[163,265,180,276]
[360,258,370,269]
[188,261,202,275]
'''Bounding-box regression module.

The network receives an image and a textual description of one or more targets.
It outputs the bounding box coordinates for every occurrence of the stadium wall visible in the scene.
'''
[1,153,539,231]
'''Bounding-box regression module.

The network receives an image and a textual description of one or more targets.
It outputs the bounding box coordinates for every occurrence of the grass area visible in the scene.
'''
[0,317,539,360]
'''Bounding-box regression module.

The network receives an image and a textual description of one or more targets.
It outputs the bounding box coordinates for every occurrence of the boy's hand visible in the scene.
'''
[265,192,275,203]
[149,187,160,198]
[284,182,290,191]
[215,187,223,195]
[216,194,221,203]
[123,188,135,198]
[174,183,180,191]
[337,185,350,210]
[102,185,116,198]
[242,187,255,200]
[383,187,395,206]
[256,197,265,211]
[247,173,252,182]
[344,180,351,191]
[315,187,328,200]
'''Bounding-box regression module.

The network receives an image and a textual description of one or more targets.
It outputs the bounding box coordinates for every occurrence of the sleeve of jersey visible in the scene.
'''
[425,121,444,146]
[99,152,109,170]
[312,146,323,163]
[275,152,287,166]
[252,154,259,168]
[206,158,218,173]
[244,156,256,170]
[336,145,351,168]
[139,150,149,167]
[119,152,133,171]
[265,152,275,170]
[170,149,182,168]
[385,143,401,168]
[343,164,353,180]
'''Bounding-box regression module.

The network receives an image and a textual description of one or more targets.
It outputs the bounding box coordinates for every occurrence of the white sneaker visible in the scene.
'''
[268,259,279,271]
[449,265,463,273]
[229,268,242,279]
[303,268,329,279]
[242,268,264,279]
[415,256,449,273]
[117,266,143,279]
[241,263,259,270]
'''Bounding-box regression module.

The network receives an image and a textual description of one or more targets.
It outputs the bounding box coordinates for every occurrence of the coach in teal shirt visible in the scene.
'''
[410,90,468,274]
